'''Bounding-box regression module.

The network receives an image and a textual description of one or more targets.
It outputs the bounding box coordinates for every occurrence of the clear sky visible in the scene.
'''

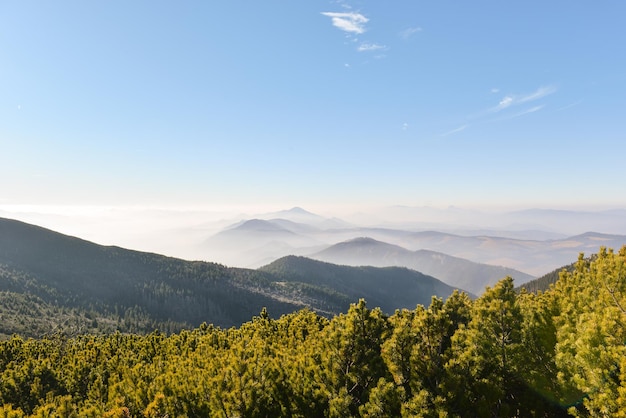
[2,1,626,213]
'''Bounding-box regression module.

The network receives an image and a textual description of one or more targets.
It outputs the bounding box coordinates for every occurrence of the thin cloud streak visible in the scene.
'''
[491,85,557,112]
[557,100,583,111]
[489,105,546,123]
[321,12,368,34]
[400,27,422,39]
[441,124,468,137]
[519,85,557,103]
[511,105,545,118]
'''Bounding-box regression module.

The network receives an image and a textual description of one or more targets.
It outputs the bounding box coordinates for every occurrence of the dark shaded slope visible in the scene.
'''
[259,255,465,314]
[516,254,598,294]
[0,217,302,333]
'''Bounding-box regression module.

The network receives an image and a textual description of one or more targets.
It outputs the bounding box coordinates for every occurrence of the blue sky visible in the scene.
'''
[2,1,626,213]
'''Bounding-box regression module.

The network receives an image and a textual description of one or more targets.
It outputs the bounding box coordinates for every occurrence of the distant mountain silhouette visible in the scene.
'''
[310,237,534,295]
[226,219,298,234]
[202,218,325,267]
[272,206,321,219]
[382,230,626,276]
[196,207,626,275]
[260,207,350,229]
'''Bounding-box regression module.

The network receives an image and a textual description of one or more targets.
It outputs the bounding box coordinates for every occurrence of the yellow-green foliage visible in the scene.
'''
[0,247,625,417]
[553,247,626,416]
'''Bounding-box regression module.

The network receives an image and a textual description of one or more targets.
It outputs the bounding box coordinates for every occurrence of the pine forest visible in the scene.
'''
[1,247,625,417]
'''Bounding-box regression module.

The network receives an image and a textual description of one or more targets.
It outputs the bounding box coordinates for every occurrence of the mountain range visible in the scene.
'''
[200,208,626,277]
[0,217,462,338]
[310,237,533,295]
[3,205,625,338]
[6,206,625,278]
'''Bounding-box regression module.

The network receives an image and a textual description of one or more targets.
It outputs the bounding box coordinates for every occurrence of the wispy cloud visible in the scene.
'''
[557,100,582,111]
[440,84,555,139]
[519,85,556,103]
[511,105,545,118]
[491,85,557,112]
[357,42,386,52]
[321,12,368,34]
[489,105,547,124]
[441,124,468,137]
[399,27,422,39]
[495,96,514,111]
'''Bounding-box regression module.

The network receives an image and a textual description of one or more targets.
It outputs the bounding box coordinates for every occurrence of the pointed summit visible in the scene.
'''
[271,207,322,220]
[287,206,313,215]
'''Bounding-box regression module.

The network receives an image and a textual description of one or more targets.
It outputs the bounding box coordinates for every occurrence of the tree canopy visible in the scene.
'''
[1,247,625,417]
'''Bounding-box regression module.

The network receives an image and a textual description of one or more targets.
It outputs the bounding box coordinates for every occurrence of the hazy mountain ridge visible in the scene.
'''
[200,207,626,276]
[345,229,626,276]
[366,206,626,236]
[202,217,326,268]
[6,206,625,275]
[0,217,465,338]
[309,237,534,295]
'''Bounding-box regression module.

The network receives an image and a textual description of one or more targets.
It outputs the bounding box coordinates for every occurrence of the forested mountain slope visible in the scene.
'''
[516,261,580,293]
[0,217,308,335]
[259,255,463,313]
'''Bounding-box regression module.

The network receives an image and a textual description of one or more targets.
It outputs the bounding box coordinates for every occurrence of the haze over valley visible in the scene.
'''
[2,205,626,294]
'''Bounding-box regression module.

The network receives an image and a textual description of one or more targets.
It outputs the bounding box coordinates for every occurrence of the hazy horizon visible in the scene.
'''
[2,204,626,273]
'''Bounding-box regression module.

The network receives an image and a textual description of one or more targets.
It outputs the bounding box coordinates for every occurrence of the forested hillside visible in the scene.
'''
[1,246,625,417]
[0,217,308,336]
[0,218,464,337]
[516,257,589,294]
[259,255,462,313]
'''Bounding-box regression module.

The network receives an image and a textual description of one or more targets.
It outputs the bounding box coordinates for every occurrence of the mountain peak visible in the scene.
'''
[272,207,322,219]
[287,206,312,215]
[345,237,383,245]
[235,219,291,233]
